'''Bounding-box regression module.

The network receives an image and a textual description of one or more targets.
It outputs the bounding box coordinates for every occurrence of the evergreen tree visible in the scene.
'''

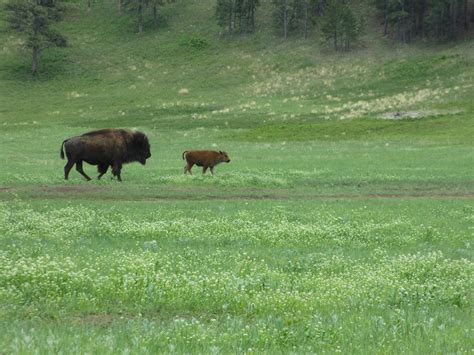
[301,0,313,38]
[242,0,259,32]
[150,0,174,25]
[123,0,173,33]
[273,0,315,39]
[216,0,259,34]
[151,0,163,23]
[321,0,360,50]
[123,0,149,33]
[373,0,390,35]
[216,0,236,32]
[5,0,67,75]
[273,0,293,39]
[388,6,412,42]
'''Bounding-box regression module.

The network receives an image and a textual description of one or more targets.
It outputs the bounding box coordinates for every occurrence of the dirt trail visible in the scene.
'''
[139,192,474,201]
[40,185,106,193]
[1,184,472,201]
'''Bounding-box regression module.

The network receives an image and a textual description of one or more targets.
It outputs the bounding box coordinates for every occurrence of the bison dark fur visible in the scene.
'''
[182,150,230,175]
[60,128,151,181]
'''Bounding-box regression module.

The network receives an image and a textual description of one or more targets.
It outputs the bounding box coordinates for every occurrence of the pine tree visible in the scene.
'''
[123,0,173,33]
[273,0,316,39]
[273,0,293,39]
[5,0,67,75]
[216,0,236,33]
[321,0,360,50]
[151,0,163,23]
[373,0,389,35]
[242,0,259,33]
[150,0,174,25]
[123,0,149,33]
[216,0,259,34]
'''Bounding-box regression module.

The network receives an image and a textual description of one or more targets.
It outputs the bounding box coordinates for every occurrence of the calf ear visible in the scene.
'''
[219,150,223,154]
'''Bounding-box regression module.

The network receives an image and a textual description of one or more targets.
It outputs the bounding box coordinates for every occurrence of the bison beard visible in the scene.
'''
[183,150,231,175]
[60,128,151,181]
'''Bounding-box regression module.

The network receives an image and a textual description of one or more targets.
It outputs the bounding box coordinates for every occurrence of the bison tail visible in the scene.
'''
[182,151,188,160]
[60,140,67,160]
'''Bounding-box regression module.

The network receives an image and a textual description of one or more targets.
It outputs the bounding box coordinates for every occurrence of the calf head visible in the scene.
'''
[219,151,231,163]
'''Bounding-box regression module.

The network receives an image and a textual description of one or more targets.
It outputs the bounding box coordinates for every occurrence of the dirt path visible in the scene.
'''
[1,184,473,201]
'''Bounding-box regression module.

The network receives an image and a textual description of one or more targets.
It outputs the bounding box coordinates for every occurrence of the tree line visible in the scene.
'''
[216,0,473,46]
[4,0,474,74]
[374,0,471,42]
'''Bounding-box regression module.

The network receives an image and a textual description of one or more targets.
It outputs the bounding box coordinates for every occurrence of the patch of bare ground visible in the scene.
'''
[67,312,211,325]
[139,191,474,201]
[379,109,464,120]
[70,313,121,325]
[1,185,473,201]
[40,185,108,193]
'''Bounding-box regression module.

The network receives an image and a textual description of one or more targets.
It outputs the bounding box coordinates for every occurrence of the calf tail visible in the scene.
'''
[182,150,188,160]
[60,140,67,160]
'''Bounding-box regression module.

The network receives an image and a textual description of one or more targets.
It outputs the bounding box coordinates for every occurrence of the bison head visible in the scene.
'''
[219,151,231,163]
[133,132,151,165]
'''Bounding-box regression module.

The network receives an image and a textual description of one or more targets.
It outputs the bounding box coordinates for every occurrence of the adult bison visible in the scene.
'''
[182,150,230,175]
[60,128,151,181]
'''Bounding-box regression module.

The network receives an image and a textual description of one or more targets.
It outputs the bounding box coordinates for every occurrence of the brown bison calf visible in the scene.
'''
[60,128,151,181]
[182,150,230,175]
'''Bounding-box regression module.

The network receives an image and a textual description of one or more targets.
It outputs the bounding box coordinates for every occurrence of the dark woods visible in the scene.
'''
[217,0,474,46]
[374,0,472,42]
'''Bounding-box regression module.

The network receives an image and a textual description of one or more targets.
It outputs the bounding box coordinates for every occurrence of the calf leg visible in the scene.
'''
[97,164,109,180]
[64,160,74,180]
[202,166,208,175]
[210,166,215,175]
[76,161,91,181]
[112,162,123,182]
[185,162,194,175]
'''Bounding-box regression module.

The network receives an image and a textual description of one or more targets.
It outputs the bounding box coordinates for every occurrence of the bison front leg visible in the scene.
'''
[75,161,92,181]
[112,162,123,182]
[64,160,74,180]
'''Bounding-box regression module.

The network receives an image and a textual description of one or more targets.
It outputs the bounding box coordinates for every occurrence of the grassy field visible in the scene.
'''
[0,0,473,353]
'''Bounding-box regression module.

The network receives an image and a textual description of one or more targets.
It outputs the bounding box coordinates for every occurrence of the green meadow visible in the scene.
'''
[0,0,473,353]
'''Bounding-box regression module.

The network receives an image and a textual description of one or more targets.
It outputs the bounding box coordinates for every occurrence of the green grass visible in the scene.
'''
[0,0,473,353]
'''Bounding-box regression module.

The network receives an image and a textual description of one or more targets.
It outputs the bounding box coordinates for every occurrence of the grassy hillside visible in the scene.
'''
[0,0,473,353]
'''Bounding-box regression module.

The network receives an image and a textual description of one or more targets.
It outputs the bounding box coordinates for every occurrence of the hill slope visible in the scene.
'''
[1,0,473,140]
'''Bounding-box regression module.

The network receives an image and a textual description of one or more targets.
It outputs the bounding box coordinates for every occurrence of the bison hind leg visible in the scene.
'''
[75,161,92,181]
[97,164,109,180]
[64,160,74,180]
